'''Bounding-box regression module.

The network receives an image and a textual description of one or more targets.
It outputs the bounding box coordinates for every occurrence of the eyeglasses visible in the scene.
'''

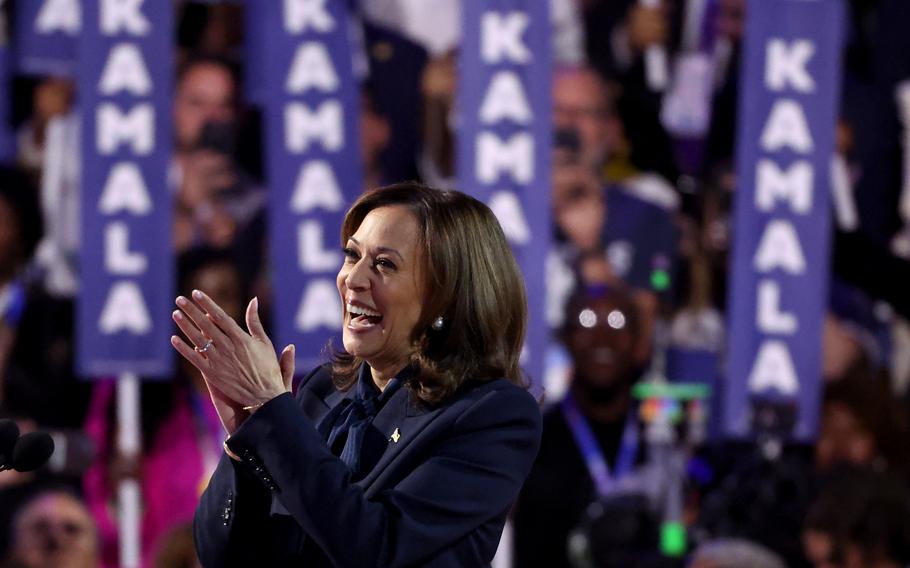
[570,307,628,331]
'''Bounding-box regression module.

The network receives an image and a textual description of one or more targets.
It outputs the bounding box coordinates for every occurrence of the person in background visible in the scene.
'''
[360,21,428,184]
[0,416,87,563]
[816,369,910,481]
[579,0,678,179]
[693,361,909,567]
[550,66,679,309]
[0,167,41,388]
[553,66,627,181]
[16,77,75,181]
[515,285,648,566]
[417,50,458,187]
[172,55,264,256]
[0,165,90,430]
[23,51,266,299]
[552,65,679,217]
[803,467,910,568]
[0,167,88,560]
[549,159,668,368]
[582,0,747,179]
[83,249,245,568]
[3,489,98,568]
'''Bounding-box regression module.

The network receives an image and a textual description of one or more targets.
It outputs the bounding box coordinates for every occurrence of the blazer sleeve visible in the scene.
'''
[193,367,324,567]
[223,382,542,567]
[195,453,323,567]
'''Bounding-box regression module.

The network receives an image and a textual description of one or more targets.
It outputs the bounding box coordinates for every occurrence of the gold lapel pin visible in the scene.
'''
[390,428,401,443]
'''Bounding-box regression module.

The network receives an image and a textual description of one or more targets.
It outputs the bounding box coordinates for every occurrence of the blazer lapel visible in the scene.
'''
[357,389,445,494]
[324,388,351,409]
[301,381,355,426]
[302,366,447,493]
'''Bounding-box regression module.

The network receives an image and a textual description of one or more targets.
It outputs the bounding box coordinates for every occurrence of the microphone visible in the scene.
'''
[0,419,19,464]
[6,431,55,473]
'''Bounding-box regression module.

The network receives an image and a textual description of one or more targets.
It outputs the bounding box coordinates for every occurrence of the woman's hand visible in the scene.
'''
[170,290,296,434]
[204,380,249,436]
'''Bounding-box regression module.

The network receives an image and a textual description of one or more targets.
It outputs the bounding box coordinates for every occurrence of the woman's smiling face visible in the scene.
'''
[337,205,425,375]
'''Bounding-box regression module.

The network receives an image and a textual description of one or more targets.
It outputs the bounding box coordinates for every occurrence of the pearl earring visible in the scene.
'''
[431,316,444,330]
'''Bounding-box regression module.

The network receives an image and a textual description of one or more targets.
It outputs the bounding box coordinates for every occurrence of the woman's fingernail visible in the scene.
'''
[172,310,182,320]
[192,289,203,299]
[176,296,187,306]
[253,296,259,310]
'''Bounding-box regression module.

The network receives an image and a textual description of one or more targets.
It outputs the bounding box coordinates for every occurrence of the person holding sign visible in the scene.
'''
[170,183,542,566]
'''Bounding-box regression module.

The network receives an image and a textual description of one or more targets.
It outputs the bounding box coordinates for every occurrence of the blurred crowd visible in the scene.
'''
[3,1,910,567]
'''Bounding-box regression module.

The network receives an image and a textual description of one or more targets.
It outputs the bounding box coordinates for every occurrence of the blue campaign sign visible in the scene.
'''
[77,0,174,378]
[457,0,552,386]
[262,0,363,372]
[15,0,80,76]
[723,0,844,441]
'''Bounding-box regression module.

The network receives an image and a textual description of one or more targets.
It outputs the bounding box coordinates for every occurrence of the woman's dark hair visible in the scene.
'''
[823,368,910,479]
[331,182,528,403]
[176,246,246,299]
[805,467,910,567]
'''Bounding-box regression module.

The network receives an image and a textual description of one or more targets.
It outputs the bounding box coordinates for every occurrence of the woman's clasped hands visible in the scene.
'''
[170,289,296,434]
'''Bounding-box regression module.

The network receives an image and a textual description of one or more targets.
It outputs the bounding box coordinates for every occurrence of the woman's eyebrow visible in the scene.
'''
[348,238,404,261]
[375,246,404,261]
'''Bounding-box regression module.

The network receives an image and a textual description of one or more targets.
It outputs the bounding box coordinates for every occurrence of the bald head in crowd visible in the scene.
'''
[9,490,98,568]
[690,539,787,568]
[553,66,621,171]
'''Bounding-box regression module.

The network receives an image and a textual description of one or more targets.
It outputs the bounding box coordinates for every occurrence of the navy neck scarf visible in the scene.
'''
[317,364,407,480]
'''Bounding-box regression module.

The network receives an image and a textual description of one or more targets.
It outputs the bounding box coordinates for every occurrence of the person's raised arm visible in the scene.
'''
[224,382,541,567]
[193,365,325,567]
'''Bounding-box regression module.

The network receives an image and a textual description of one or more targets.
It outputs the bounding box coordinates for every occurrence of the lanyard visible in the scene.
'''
[561,391,638,500]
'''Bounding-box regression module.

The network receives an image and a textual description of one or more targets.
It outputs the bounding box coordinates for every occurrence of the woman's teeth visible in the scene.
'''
[347,303,382,328]
[347,303,380,317]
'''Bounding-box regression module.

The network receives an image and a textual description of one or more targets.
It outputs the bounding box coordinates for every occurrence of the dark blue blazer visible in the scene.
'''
[194,365,542,567]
